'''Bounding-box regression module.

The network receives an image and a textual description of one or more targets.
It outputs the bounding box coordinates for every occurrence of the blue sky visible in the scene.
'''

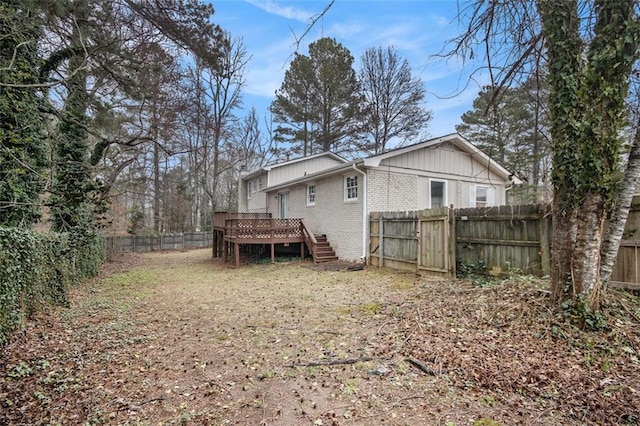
[210,0,486,138]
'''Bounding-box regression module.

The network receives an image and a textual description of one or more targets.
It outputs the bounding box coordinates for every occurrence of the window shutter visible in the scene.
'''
[469,185,476,207]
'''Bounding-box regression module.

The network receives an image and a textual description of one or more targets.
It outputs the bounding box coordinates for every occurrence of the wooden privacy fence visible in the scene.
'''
[370,204,551,276]
[369,208,455,275]
[456,204,551,276]
[105,232,213,260]
[369,204,639,289]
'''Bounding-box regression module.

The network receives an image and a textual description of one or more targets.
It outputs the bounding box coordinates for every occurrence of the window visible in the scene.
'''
[476,186,488,208]
[257,177,263,191]
[247,181,252,200]
[430,180,446,208]
[306,184,316,206]
[344,175,358,201]
[470,185,495,207]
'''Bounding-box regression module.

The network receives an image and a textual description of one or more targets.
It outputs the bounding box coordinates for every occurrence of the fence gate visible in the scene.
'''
[417,208,453,275]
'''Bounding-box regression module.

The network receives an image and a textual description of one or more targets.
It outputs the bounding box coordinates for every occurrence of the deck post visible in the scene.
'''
[271,243,275,263]
[235,242,240,268]
[301,241,305,260]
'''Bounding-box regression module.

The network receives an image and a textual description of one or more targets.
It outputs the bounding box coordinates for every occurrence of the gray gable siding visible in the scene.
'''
[268,156,346,187]
[378,144,504,183]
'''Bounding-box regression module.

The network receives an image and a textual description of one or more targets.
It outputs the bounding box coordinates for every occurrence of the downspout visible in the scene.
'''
[352,164,367,262]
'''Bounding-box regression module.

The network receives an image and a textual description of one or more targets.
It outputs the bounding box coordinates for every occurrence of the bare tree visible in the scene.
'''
[359,46,432,154]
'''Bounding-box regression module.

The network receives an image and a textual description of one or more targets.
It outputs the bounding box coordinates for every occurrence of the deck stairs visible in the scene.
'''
[312,234,338,263]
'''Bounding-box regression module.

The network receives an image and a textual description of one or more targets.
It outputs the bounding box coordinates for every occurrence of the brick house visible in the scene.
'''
[238,152,347,213]
[238,133,518,261]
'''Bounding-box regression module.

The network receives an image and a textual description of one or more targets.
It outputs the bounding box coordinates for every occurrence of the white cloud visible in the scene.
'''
[325,22,366,40]
[245,0,312,23]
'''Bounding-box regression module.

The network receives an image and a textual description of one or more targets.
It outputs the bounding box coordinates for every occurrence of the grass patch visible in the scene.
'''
[358,302,382,315]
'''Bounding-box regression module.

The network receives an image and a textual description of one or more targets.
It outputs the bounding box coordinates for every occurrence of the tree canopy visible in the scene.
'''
[456,78,551,203]
[359,46,431,155]
[271,37,365,157]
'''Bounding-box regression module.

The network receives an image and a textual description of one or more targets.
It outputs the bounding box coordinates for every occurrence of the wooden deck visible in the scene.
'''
[212,212,337,267]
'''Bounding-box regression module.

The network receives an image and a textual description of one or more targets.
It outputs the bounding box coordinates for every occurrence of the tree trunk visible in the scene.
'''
[51,0,90,232]
[153,139,161,233]
[551,193,606,307]
[600,124,640,285]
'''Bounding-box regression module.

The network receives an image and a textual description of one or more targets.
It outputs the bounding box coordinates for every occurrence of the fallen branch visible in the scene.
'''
[405,357,447,376]
[289,356,375,367]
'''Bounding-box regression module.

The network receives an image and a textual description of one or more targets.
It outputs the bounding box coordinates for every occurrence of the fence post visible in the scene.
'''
[378,215,384,267]
[449,206,457,278]
[539,205,551,276]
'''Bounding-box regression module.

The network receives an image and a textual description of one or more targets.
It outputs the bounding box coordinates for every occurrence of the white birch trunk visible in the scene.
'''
[600,125,640,285]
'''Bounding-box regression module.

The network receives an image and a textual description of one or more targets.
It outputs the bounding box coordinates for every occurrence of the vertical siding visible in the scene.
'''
[380,146,505,183]
[269,157,345,187]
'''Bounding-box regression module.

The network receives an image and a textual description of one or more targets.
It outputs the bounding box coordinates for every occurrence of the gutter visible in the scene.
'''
[351,163,367,262]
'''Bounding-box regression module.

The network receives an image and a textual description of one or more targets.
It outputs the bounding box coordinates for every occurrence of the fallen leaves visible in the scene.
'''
[1,250,639,425]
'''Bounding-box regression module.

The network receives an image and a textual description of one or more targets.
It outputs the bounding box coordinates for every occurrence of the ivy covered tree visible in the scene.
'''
[450,0,639,309]
[271,37,364,157]
[38,0,227,232]
[0,0,47,227]
[48,0,93,232]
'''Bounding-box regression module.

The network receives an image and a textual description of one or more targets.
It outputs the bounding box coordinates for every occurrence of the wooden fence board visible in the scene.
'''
[105,232,214,259]
[369,202,640,288]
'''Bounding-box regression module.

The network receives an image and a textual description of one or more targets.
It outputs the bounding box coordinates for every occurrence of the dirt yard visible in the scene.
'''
[1,248,639,425]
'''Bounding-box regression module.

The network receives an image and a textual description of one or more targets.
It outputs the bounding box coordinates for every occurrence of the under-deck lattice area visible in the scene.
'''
[213,213,306,267]
[213,212,338,267]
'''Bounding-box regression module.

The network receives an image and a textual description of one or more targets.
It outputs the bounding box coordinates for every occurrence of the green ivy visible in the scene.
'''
[0,1,48,227]
[0,227,104,345]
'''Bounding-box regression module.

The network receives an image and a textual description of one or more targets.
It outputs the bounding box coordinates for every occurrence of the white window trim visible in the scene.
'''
[470,185,496,207]
[306,184,316,206]
[429,178,447,209]
[344,174,358,202]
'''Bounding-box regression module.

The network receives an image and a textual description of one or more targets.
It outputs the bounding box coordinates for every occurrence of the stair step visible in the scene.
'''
[308,233,338,263]
[315,256,338,263]
[316,252,336,258]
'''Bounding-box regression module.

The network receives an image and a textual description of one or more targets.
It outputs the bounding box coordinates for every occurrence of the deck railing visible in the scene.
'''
[301,220,318,262]
[213,212,271,229]
[224,218,304,241]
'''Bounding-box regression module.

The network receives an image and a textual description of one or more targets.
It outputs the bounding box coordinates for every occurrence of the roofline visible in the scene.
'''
[241,151,348,182]
[363,133,521,184]
[362,133,459,166]
[241,168,268,181]
[250,133,522,189]
[264,160,363,192]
